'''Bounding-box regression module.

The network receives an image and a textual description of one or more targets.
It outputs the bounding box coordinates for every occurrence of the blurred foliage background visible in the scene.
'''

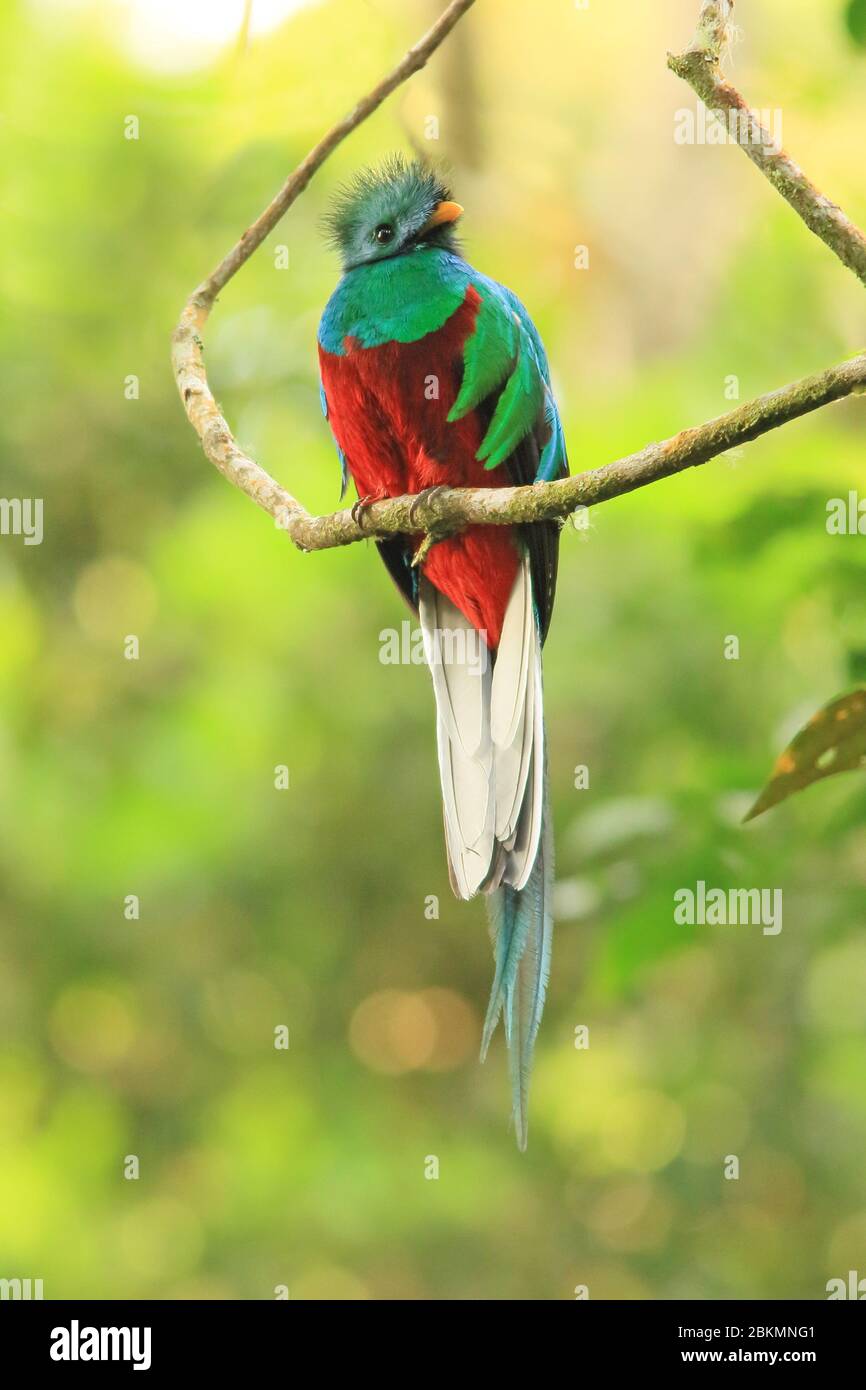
[1,0,866,1301]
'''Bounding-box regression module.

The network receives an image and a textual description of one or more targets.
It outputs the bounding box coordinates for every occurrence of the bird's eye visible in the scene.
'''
[374,223,394,244]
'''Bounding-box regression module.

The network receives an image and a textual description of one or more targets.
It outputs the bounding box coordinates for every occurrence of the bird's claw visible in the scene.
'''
[411,527,448,569]
[408,484,449,527]
[350,494,383,528]
[409,487,454,568]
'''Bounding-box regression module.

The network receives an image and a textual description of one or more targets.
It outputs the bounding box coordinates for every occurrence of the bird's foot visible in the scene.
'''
[409,487,457,569]
[350,492,386,529]
[411,527,447,569]
[409,485,452,567]
[408,483,450,526]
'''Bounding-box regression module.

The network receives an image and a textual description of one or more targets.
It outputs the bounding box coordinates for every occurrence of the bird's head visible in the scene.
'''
[323,156,464,272]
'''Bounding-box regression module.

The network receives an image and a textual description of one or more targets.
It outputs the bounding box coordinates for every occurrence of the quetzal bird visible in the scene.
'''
[317,158,568,1148]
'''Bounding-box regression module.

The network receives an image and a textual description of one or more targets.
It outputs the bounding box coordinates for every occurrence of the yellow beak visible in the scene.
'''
[421,200,464,233]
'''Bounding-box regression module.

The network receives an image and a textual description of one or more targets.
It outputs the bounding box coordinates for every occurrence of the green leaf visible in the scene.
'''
[846,0,866,48]
[745,689,866,821]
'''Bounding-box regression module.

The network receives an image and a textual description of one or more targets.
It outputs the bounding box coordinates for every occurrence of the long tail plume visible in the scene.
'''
[481,766,553,1150]
[419,558,553,1149]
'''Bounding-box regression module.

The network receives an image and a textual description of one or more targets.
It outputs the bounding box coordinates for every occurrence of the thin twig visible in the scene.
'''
[668,0,866,289]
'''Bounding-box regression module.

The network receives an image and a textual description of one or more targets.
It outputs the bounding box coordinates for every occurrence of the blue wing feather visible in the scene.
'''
[319,380,349,499]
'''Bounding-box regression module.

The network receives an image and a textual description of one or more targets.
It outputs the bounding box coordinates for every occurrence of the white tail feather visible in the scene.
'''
[420,555,544,901]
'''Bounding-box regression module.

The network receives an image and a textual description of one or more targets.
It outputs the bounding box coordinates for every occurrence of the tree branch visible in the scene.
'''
[172,0,866,554]
[668,0,866,289]
[270,351,866,550]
